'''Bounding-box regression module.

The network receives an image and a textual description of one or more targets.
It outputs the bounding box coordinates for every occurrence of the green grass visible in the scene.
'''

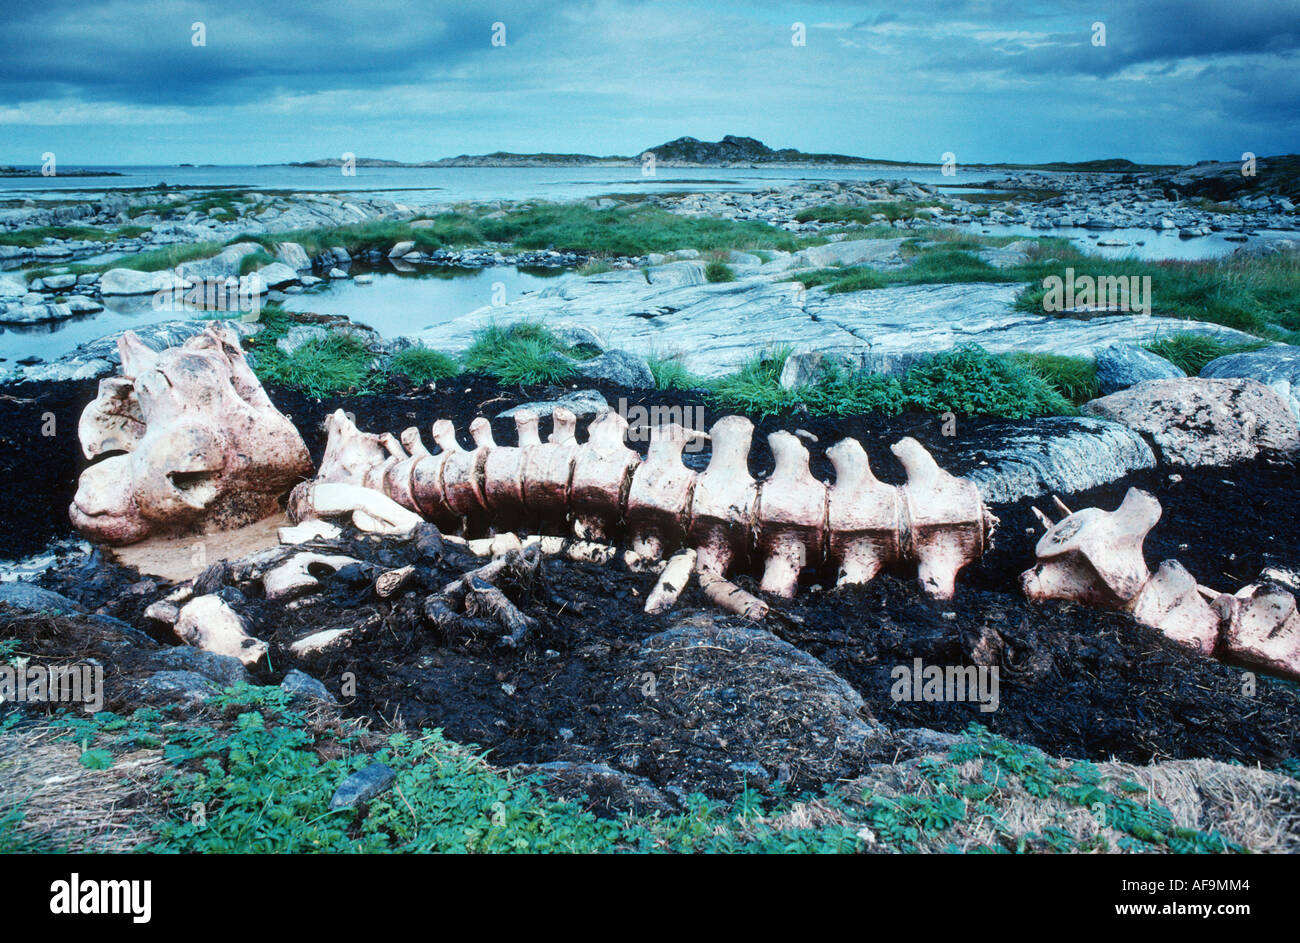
[257,333,377,398]
[648,353,704,390]
[705,344,1075,418]
[1141,332,1270,375]
[1012,352,1100,404]
[5,696,1250,854]
[0,225,150,247]
[462,322,577,385]
[390,346,460,384]
[704,260,736,282]
[237,248,277,276]
[795,201,944,224]
[790,238,1298,342]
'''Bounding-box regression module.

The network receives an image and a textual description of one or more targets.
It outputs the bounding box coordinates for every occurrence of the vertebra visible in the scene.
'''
[309,407,997,605]
[1023,488,1300,681]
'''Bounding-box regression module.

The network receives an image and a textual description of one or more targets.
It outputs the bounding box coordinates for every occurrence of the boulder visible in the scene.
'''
[281,669,337,704]
[1082,378,1300,466]
[1095,343,1184,395]
[622,618,888,795]
[41,273,78,291]
[1201,345,1300,420]
[571,350,655,389]
[138,670,220,705]
[175,242,261,283]
[147,646,250,687]
[964,416,1158,504]
[99,268,189,296]
[275,242,312,271]
[499,390,609,421]
[254,262,300,289]
[0,582,83,614]
[779,350,825,389]
[387,240,415,258]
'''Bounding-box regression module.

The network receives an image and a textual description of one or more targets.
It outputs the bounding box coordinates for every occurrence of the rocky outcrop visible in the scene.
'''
[1095,343,1184,395]
[1082,378,1300,466]
[963,416,1158,504]
[99,268,189,296]
[1201,345,1300,420]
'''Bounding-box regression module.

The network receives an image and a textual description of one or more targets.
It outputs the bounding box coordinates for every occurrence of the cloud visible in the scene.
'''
[0,0,1295,164]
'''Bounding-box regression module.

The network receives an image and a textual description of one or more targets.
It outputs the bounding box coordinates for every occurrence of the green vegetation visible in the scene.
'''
[258,332,378,398]
[795,201,944,224]
[789,237,1298,342]
[389,346,460,384]
[647,353,703,390]
[1011,352,1100,403]
[462,322,578,386]
[0,225,149,248]
[1141,333,1269,375]
[237,248,277,276]
[704,344,1076,419]
[2,696,1250,854]
[704,260,736,282]
[942,188,1064,204]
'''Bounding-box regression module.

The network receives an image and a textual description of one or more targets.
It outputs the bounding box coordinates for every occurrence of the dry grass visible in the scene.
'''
[0,722,165,852]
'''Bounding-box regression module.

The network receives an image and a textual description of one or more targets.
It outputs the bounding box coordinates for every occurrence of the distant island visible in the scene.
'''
[287,135,1194,172]
[0,166,123,177]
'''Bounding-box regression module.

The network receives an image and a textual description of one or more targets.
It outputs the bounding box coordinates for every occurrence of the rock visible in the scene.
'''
[549,324,605,351]
[328,267,348,279]
[1082,378,1300,466]
[1201,345,1300,420]
[329,762,396,810]
[254,262,300,289]
[792,238,904,268]
[147,646,250,687]
[499,389,609,421]
[138,670,219,705]
[353,274,374,285]
[1095,343,1185,395]
[175,242,261,283]
[645,261,706,287]
[625,618,888,795]
[0,274,27,300]
[275,242,312,271]
[280,669,337,704]
[387,241,415,258]
[65,295,104,314]
[519,761,677,815]
[571,350,655,388]
[0,582,83,614]
[779,350,824,389]
[99,268,189,296]
[276,325,329,356]
[174,595,268,667]
[41,273,77,291]
[964,416,1158,503]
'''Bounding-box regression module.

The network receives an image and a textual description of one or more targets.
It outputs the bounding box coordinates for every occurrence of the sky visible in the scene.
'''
[0,0,1297,166]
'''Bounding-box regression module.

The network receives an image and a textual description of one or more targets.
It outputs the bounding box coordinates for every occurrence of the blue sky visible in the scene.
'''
[0,0,1296,165]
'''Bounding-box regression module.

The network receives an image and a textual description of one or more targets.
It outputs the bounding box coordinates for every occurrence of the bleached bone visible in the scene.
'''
[1021,487,1160,609]
[288,481,424,535]
[1023,490,1300,681]
[263,551,362,601]
[71,326,312,545]
[756,431,825,598]
[893,437,992,600]
[645,549,697,614]
[312,408,995,608]
[1212,583,1300,681]
[174,594,268,667]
